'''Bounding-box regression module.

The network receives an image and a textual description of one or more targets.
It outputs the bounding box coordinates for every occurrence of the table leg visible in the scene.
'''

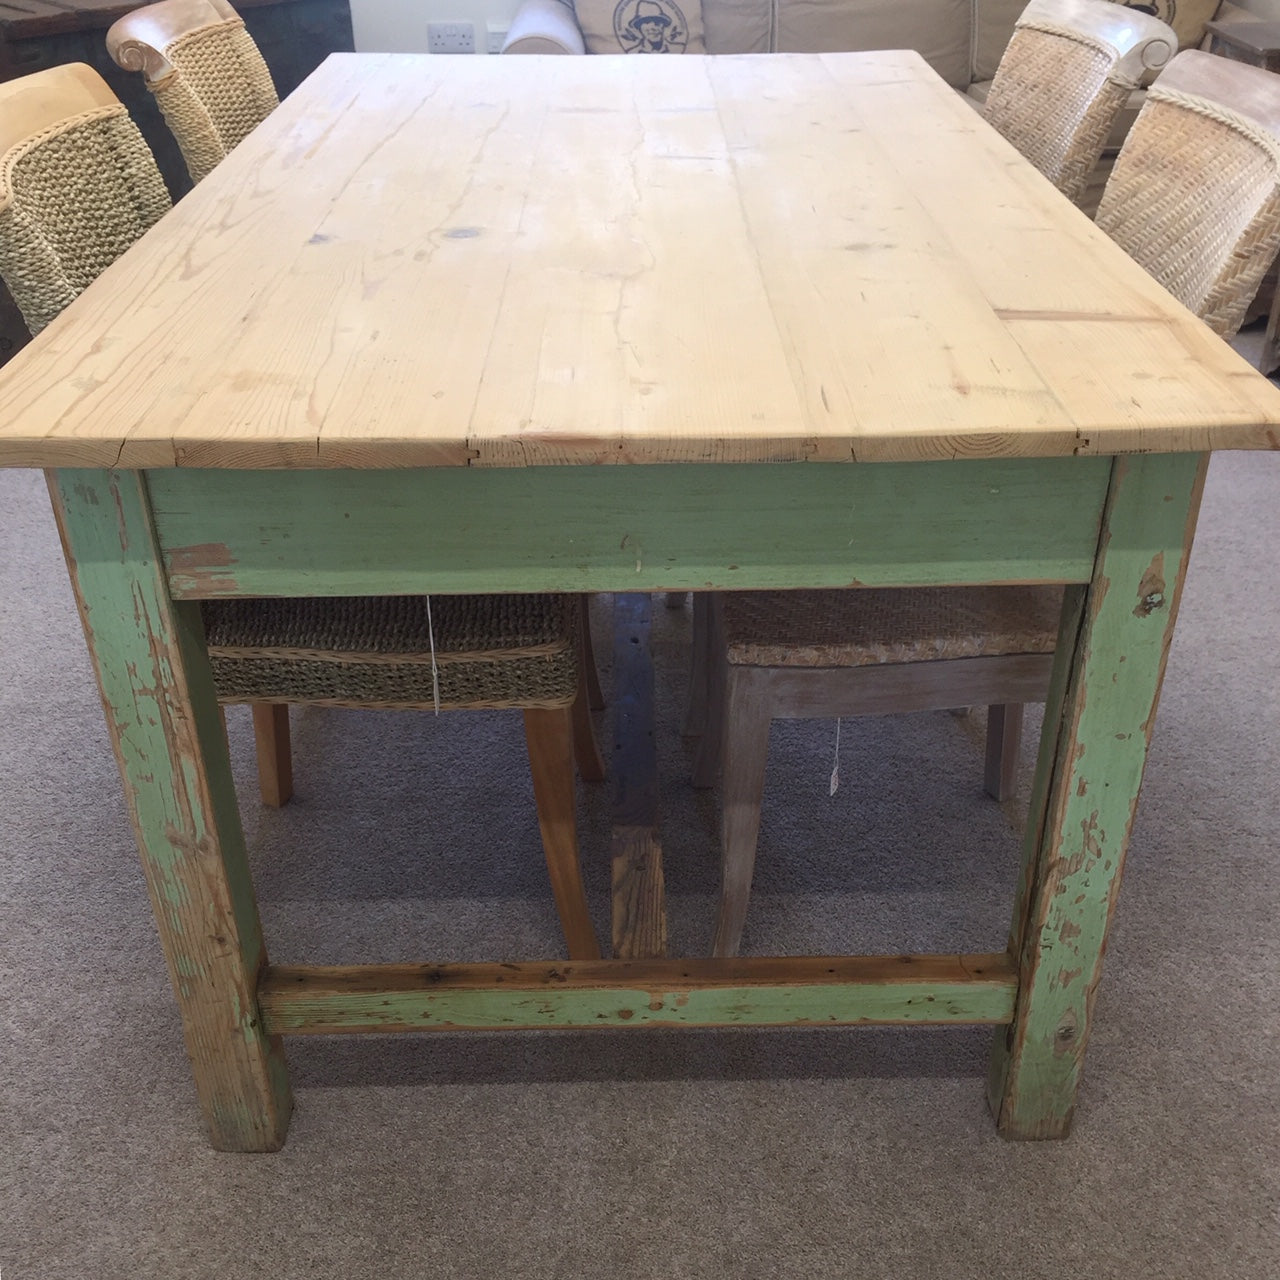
[1260,278,1280,378]
[988,452,1207,1139]
[47,469,292,1151]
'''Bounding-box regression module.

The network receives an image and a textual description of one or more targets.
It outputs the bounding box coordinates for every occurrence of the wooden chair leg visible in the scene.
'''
[572,601,606,783]
[691,595,726,788]
[524,706,601,960]
[571,685,606,784]
[252,702,293,808]
[712,666,774,958]
[578,595,605,711]
[683,591,712,738]
[1261,277,1280,377]
[984,702,1024,802]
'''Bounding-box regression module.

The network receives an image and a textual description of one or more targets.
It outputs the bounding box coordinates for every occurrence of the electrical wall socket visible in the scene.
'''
[486,21,509,53]
[427,21,476,53]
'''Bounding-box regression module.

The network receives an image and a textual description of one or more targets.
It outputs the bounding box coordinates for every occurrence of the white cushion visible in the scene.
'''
[502,0,586,53]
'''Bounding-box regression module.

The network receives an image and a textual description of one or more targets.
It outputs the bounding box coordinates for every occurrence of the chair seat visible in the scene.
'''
[720,586,1064,669]
[202,594,579,709]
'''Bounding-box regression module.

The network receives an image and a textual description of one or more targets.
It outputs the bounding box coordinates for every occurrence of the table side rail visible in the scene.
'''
[140,458,1114,598]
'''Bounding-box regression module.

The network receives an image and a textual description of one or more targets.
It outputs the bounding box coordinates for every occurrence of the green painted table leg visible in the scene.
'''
[47,468,292,1151]
[989,452,1208,1139]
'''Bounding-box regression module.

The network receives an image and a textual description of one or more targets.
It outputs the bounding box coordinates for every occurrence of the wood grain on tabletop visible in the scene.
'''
[0,49,1278,470]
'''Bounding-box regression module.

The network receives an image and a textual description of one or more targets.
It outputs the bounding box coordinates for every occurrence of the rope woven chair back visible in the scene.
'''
[107,0,278,185]
[1097,49,1280,341]
[0,64,170,336]
[984,0,1175,206]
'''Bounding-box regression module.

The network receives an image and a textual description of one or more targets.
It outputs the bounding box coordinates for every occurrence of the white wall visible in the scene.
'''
[350,0,526,53]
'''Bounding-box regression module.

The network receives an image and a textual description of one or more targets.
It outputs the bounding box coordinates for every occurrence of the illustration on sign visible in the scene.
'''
[614,0,690,53]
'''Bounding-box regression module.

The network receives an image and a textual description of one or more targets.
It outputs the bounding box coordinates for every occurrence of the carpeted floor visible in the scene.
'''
[2,448,1278,1278]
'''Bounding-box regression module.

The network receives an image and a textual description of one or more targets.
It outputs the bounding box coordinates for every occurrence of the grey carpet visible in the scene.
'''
[1,450,1277,1279]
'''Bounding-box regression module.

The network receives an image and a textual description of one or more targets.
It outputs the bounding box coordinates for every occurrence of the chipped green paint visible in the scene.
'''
[48,468,292,1152]
[259,956,1018,1034]
[45,444,1189,1147]
[989,452,1208,1140]
[146,458,1112,598]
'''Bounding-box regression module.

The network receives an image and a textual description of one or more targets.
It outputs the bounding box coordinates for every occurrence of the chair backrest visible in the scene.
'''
[984,0,1176,206]
[106,0,278,185]
[0,63,170,337]
[1097,48,1280,341]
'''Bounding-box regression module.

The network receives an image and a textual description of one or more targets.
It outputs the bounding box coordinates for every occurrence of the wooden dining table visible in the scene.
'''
[2,49,1279,1151]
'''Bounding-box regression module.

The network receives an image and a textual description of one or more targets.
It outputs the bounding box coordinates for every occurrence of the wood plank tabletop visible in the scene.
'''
[1,49,1278,470]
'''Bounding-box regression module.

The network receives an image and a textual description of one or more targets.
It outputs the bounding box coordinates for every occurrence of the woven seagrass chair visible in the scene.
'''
[0,63,171,335]
[982,0,1175,207]
[1096,48,1280,341]
[203,593,607,961]
[106,0,278,185]
[0,64,605,960]
[693,48,1280,959]
[691,587,1061,957]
